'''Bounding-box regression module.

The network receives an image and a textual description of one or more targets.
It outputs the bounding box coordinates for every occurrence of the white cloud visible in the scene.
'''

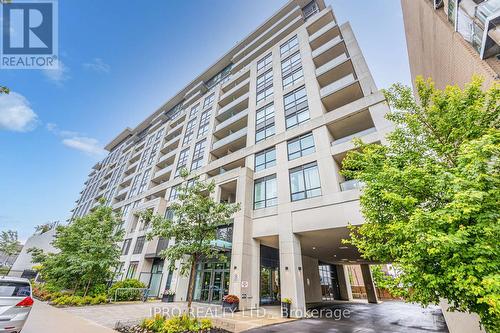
[62,136,106,156]
[83,58,110,74]
[43,60,70,84]
[0,92,38,132]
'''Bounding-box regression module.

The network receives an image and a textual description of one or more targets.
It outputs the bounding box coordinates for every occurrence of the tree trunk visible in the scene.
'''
[187,254,198,315]
[83,278,92,297]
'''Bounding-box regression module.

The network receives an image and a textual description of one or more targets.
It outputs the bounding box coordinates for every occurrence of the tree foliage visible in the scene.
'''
[0,230,21,256]
[141,170,240,309]
[342,77,499,330]
[30,202,124,296]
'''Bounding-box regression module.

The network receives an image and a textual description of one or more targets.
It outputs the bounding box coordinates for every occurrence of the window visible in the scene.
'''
[255,103,275,142]
[183,119,196,146]
[137,168,151,194]
[303,0,319,20]
[254,175,278,209]
[281,51,303,88]
[121,238,132,255]
[287,132,315,160]
[138,148,150,171]
[165,209,174,220]
[114,262,124,281]
[176,148,190,176]
[284,86,309,129]
[133,236,146,254]
[256,69,273,103]
[257,53,272,72]
[197,109,211,138]
[169,185,179,201]
[190,104,199,118]
[203,93,215,109]
[289,162,321,201]
[147,142,159,166]
[191,139,206,171]
[280,35,299,56]
[255,147,276,172]
[126,261,138,279]
[155,129,164,141]
[146,135,155,146]
[128,174,142,198]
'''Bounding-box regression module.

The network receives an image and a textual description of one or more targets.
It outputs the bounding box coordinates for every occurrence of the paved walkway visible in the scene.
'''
[22,300,115,333]
[246,301,449,333]
[62,301,294,332]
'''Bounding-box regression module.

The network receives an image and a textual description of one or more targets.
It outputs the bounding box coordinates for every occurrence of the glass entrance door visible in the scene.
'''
[193,260,230,303]
[260,245,280,305]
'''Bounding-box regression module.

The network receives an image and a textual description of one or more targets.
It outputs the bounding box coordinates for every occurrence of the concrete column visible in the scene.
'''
[279,232,306,316]
[360,264,378,304]
[336,265,353,301]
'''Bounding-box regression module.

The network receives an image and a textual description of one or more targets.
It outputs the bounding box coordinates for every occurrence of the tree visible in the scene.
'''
[0,86,8,94]
[34,221,58,234]
[140,170,240,311]
[341,76,499,331]
[30,201,124,295]
[0,230,21,256]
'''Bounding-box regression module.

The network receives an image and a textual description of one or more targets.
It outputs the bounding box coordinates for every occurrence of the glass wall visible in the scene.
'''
[260,245,280,305]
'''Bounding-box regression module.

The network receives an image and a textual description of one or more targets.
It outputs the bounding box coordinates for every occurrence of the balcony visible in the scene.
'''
[221,67,250,93]
[162,132,181,151]
[151,165,173,184]
[320,73,364,111]
[144,237,169,259]
[312,35,343,64]
[214,108,249,134]
[316,53,351,86]
[219,77,250,107]
[306,6,335,36]
[124,160,139,175]
[309,20,341,51]
[217,92,249,118]
[156,149,177,167]
[115,186,129,199]
[211,127,248,159]
[119,172,135,187]
[339,179,364,192]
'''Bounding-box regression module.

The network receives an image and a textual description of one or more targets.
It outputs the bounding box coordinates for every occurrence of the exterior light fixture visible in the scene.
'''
[285,266,289,270]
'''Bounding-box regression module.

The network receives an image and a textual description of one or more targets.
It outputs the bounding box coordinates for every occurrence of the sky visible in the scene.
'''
[0,0,411,242]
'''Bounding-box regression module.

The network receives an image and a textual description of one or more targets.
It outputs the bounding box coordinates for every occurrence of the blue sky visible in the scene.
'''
[0,0,411,242]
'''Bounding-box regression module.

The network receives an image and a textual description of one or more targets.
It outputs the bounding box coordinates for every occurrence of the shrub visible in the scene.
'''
[140,314,213,333]
[222,294,239,304]
[108,279,146,301]
[50,294,108,307]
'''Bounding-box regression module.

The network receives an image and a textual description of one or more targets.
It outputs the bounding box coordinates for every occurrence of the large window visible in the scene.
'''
[128,174,142,198]
[121,238,132,255]
[281,51,303,88]
[203,93,215,109]
[183,119,196,146]
[191,139,206,171]
[284,86,309,129]
[147,142,159,166]
[138,147,150,171]
[255,103,275,142]
[137,168,151,194]
[289,162,321,201]
[176,148,190,176]
[126,261,138,279]
[190,104,199,118]
[287,132,315,160]
[256,69,273,103]
[169,185,179,201]
[197,109,211,138]
[255,147,276,172]
[280,35,299,56]
[254,175,278,209]
[257,53,272,72]
[133,236,146,254]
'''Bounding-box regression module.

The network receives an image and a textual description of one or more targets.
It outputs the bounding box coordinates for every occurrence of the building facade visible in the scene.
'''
[401,0,500,89]
[71,0,392,313]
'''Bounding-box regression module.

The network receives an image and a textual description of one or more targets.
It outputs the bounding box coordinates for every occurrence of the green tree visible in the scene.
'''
[0,230,21,256]
[0,86,9,94]
[30,202,124,296]
[342,76,499,331]
[140,170,240,310]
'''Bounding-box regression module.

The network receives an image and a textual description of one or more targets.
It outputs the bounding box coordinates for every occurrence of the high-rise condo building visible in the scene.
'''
[71,0,392,313]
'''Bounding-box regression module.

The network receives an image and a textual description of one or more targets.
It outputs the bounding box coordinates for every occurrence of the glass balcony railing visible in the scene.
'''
[340,179,364,191]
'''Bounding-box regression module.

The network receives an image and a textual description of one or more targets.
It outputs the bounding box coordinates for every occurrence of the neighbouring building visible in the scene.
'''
[71,0,393,314]
[9,229,57,279]
[401,0,500,89]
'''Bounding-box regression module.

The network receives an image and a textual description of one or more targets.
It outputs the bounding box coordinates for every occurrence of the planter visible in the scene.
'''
[222,301,238,312]
[281,302,291,318]
[161,294,174,302]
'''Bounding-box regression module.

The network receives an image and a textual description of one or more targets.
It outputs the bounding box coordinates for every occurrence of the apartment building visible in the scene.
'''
[71,0,392,313]
[401,0,500,89]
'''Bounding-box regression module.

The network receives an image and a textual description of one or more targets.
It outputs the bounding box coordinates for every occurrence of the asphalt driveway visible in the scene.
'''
[246,301,449,333]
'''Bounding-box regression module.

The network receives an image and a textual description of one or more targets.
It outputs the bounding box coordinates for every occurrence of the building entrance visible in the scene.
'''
[260,245,280,305]
[193,259,230,303]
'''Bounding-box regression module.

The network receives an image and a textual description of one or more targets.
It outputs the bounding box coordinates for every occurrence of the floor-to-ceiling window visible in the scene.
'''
[260,245,280,305]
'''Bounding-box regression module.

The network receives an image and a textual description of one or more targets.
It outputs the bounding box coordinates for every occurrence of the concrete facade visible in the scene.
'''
[401,0,500,90]
[71,0,390,314]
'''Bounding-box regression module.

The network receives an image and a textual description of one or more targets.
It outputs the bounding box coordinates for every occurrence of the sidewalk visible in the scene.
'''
[22,300,116,333]
[62,301,295,332]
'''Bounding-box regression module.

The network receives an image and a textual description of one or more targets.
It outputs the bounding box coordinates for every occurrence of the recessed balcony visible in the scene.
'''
[151,165,173,184]
[162,132,181,151]
[115,186,129,200]
[217,92,249,118]
[119,172,134,187]
[316,54,353,88]
[221,67,250,93]
[211,127,248,159]
[214,108,249,134]
[306,6,335,36]
[309,20,341,51]
[320,73,364,111]
[219,78,250,107]
[327,108,376,142]
[124,160,139,175]
[207,158,246,177]
[156,149,177,168]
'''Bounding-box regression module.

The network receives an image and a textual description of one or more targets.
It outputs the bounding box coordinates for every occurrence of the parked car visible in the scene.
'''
[0,276,33,333]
